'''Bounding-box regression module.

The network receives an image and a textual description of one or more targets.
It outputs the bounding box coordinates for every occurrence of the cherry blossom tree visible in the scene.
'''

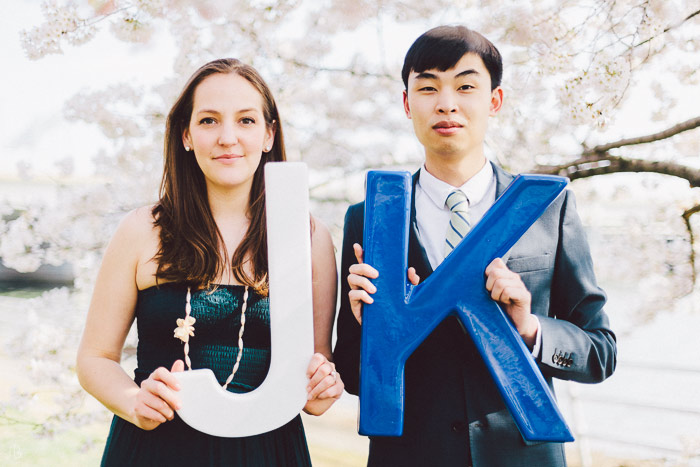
[3,0,700,440]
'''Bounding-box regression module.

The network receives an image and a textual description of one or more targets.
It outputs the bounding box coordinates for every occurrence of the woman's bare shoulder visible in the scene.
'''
[108,206,162,289]
[106,205,160,259]
[118,205,158,234]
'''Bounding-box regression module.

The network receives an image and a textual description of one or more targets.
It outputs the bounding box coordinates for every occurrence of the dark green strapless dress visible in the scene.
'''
[101,283,311,467]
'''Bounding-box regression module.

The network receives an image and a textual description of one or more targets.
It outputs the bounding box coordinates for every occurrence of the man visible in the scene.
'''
[333,25,616,466]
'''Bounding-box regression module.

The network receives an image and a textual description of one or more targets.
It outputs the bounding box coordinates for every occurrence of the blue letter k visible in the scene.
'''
[359,171,574,443]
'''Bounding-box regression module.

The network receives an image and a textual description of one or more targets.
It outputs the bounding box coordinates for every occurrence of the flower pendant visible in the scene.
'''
[174,315,196,343]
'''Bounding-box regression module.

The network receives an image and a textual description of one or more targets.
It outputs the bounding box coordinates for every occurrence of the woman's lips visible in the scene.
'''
[214,154,243,163]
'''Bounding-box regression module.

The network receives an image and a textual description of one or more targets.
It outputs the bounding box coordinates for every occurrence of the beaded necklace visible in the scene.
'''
[174,286,249,390]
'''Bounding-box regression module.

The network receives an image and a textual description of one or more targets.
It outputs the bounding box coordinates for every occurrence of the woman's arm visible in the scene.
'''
[303,216,343,415]
[310,216,337,359]
[76,207,182,430]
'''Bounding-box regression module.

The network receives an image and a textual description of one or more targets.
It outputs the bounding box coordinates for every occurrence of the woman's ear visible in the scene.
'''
[182,128,192,151]
[263,121,276,152]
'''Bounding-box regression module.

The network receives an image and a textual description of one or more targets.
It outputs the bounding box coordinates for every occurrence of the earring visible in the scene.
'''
[265,146,271,152]
[185,146,191,152]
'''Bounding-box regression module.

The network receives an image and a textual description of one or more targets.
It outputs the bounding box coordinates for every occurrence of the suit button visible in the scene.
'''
[451,421,468,432]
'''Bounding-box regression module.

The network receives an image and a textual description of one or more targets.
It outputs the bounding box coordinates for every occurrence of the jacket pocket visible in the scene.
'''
[506,254,553,274]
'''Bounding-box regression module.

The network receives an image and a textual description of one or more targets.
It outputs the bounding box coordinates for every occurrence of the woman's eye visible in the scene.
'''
[241,117,256,125]
[199,117,216,125]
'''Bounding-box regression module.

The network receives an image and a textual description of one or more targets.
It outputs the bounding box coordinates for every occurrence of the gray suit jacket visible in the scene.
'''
[333,163,617,467]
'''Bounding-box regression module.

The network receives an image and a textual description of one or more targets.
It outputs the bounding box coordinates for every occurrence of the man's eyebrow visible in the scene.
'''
[455,69,479,78]
[414,72,438,80]
[414,69,479,81]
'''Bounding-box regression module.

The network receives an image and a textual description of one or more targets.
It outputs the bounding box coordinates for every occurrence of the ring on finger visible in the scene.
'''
[330,370,337,382]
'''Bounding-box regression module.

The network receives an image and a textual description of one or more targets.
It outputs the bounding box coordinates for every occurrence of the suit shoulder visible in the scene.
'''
[345,200,365,221]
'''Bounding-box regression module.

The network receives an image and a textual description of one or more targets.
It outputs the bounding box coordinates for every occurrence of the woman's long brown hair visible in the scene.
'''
[152,58,286,294]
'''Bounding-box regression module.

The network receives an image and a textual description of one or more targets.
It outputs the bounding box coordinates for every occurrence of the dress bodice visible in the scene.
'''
[101,283,310,466]
[134,283,271,393]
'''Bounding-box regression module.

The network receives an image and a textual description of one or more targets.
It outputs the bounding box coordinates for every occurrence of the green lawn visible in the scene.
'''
[0,420,107,466]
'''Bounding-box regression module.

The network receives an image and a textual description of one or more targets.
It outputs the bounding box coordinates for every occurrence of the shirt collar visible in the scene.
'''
[418,160,494,209]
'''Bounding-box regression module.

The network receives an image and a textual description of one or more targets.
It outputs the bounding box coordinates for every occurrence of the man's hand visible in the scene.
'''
[485,258,538,348]
[347,243,419,324]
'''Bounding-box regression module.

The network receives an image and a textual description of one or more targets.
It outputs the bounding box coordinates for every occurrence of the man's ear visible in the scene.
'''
[490,86,504,116]
[403,90,411,119]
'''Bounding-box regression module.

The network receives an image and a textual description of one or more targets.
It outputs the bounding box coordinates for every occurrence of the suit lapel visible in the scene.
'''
[492,161,515,197]
[491,162,517,262]
[409,171,434,280]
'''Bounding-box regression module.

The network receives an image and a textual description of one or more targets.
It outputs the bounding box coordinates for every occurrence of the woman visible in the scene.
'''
[77,58,343,466]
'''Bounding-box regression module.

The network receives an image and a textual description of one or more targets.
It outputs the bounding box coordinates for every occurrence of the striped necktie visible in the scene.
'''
[444,189,471,257]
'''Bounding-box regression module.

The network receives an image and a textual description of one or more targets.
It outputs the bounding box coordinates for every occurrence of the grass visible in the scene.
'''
[0,419,107,466]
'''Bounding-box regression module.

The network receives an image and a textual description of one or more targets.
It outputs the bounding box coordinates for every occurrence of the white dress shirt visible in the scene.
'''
[414,160,542,357]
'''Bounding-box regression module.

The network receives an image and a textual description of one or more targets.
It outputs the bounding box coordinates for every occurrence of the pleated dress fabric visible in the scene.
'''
[100,283,312,467]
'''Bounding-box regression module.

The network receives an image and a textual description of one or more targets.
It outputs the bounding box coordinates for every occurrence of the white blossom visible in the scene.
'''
[5,0,700,448]
[20,0,96,59]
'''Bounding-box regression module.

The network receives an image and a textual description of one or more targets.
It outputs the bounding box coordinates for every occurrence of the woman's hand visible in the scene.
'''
[131,360,184,430]
[347,243,420,324]
[303,353,343,416]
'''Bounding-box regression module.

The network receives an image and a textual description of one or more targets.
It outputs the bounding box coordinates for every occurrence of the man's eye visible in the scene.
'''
[459,85,474,91]
[419,86,436,92]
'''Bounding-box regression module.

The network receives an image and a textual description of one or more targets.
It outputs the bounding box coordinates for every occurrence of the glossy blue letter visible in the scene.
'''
[360,171,574,442]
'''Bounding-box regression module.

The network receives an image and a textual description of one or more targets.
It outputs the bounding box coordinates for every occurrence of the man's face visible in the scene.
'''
[403,53,502,164]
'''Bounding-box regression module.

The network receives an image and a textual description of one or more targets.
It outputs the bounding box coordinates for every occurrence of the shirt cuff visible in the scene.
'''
[531,316,542,359]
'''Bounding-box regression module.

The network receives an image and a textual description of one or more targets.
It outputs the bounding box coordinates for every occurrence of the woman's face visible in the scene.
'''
[183,72,274,193]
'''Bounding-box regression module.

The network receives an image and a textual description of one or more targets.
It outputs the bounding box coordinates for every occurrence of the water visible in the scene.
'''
[0,283,56,299]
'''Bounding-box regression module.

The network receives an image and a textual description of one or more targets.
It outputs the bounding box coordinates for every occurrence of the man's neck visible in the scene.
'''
[423,153,488,187]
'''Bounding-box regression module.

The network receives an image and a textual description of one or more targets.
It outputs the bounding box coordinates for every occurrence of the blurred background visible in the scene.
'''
[1,0,700,465]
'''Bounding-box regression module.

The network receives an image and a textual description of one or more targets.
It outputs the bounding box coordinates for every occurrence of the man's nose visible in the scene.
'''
[436,90,458,114]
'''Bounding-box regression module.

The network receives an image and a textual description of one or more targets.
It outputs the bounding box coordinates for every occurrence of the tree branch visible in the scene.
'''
[281,57,395,80]
[534,156,700,187]
[633,8,700,49]
[682,204,700,286]
[582,116,700,156]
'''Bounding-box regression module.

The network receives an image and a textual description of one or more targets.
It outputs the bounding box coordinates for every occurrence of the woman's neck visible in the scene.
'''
[206,183,252,273]
[206,182,251,221]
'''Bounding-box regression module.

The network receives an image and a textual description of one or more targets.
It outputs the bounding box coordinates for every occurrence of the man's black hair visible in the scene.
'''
[401,25,503,91]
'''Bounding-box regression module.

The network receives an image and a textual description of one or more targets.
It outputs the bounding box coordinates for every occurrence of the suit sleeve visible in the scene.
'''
[332,203,364,395]
[538,189,617,383]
